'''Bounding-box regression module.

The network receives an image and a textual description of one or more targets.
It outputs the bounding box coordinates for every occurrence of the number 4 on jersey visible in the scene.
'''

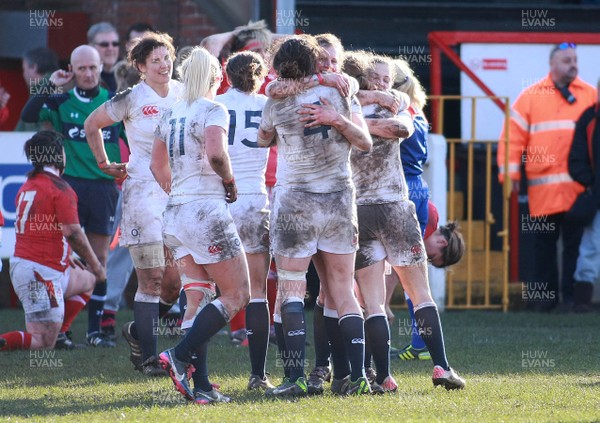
[303,101,331,139]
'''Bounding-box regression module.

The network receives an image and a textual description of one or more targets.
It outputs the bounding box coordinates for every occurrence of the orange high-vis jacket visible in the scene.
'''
[497,74,597,217]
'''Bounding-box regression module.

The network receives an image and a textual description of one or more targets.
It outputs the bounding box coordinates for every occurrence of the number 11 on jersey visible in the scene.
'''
[168,117,186,158]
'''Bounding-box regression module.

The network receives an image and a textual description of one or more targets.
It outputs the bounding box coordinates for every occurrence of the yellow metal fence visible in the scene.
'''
[430,95,511,311]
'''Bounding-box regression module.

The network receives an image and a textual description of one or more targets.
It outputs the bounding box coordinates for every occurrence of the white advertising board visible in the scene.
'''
[0,132,35,258]
[460,43,600,142]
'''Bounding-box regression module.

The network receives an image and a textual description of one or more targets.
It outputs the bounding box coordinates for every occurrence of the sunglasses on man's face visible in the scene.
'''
[557,42,576,50]
[96,41,120,48]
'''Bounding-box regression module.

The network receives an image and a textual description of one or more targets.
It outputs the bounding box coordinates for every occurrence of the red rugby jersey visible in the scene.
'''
[14,171,79,272]
[424,201,439,240]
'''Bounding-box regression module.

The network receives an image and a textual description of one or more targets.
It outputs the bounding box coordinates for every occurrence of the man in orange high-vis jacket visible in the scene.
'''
[498,42,596,311]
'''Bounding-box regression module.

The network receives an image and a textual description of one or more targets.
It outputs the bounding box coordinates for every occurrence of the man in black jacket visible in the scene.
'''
[568,84,600,312]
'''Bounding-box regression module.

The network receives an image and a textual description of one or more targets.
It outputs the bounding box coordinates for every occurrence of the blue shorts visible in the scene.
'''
[406,175,429,236]
[63,176,119,236]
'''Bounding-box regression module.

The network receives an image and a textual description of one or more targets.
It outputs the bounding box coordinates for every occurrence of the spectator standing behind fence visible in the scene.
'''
[15,47,60,132]
[21,45,124,346]
[88,22,121,92]
[568,80,600,312]
[497,42,596,311]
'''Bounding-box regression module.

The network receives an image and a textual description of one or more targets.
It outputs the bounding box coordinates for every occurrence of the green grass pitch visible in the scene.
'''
[1,308,599,422]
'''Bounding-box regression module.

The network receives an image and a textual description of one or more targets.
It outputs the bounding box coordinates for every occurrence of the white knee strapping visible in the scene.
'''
[323,307,338,318]
[181,276,216,315]
[277,269,306,281]
[273,313,282,323]
[129,243,165,269]
[413,301,437,313]
[134,292,160,303]
[365,312,387,320]
[282,296,304,306]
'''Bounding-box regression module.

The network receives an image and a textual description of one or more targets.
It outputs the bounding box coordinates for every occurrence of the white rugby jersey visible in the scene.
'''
[155,98,230,205]
[348,75,362,115]
[351,103,412,205]
[260,85,353,193]
[105,80,183,181]
[215,88,268,195]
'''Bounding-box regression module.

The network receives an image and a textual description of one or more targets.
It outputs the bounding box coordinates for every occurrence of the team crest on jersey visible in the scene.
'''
[410,244,423,258]
[208,244,223,255]
[142,105,159,117]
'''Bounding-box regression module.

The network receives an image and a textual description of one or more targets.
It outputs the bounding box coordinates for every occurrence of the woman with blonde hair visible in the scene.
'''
[151,46,250,404]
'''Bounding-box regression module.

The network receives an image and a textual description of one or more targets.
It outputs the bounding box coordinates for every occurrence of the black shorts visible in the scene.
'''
[63,175,119,236]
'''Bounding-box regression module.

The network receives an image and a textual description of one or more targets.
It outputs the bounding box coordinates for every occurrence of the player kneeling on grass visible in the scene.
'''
[151,47,250,405]
[0,131,106,352]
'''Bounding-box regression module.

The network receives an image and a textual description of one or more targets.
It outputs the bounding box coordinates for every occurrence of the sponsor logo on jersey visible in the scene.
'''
[208,244,223,255]
[142,105,159,117]
[63,123,118,143]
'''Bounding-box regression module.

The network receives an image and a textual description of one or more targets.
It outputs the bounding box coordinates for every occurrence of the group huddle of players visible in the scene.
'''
[3,22,465,405]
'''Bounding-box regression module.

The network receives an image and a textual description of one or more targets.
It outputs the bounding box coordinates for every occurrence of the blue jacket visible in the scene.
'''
[401,112,428,177]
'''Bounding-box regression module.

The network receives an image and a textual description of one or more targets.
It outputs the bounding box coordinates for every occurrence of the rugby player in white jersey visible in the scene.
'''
[258,35,373,396]
[152,47,250,404]
[344,53,465,391]
[215,51,275,391]
[85,32,183,376]
[266,34,366,394]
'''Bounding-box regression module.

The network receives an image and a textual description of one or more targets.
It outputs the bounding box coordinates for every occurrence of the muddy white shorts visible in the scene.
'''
[9,257,68,323]
[355,200,426,270]
[163,198,244,264]
[270,187,358,258]
[229,193,270,254]
[120,177,169,247]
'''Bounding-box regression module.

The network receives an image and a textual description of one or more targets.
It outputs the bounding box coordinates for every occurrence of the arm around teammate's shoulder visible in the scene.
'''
[365,110,414,140]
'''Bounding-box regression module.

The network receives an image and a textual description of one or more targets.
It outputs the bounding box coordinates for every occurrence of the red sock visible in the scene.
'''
[60,293,90,333]
[229,308,246,333]
[0,331,33,350]
[100,309,117,329]
[267,268,278,325]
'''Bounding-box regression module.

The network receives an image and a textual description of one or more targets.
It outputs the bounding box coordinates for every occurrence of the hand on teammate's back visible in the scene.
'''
[298,97,340,128]
[321,73,349,97]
